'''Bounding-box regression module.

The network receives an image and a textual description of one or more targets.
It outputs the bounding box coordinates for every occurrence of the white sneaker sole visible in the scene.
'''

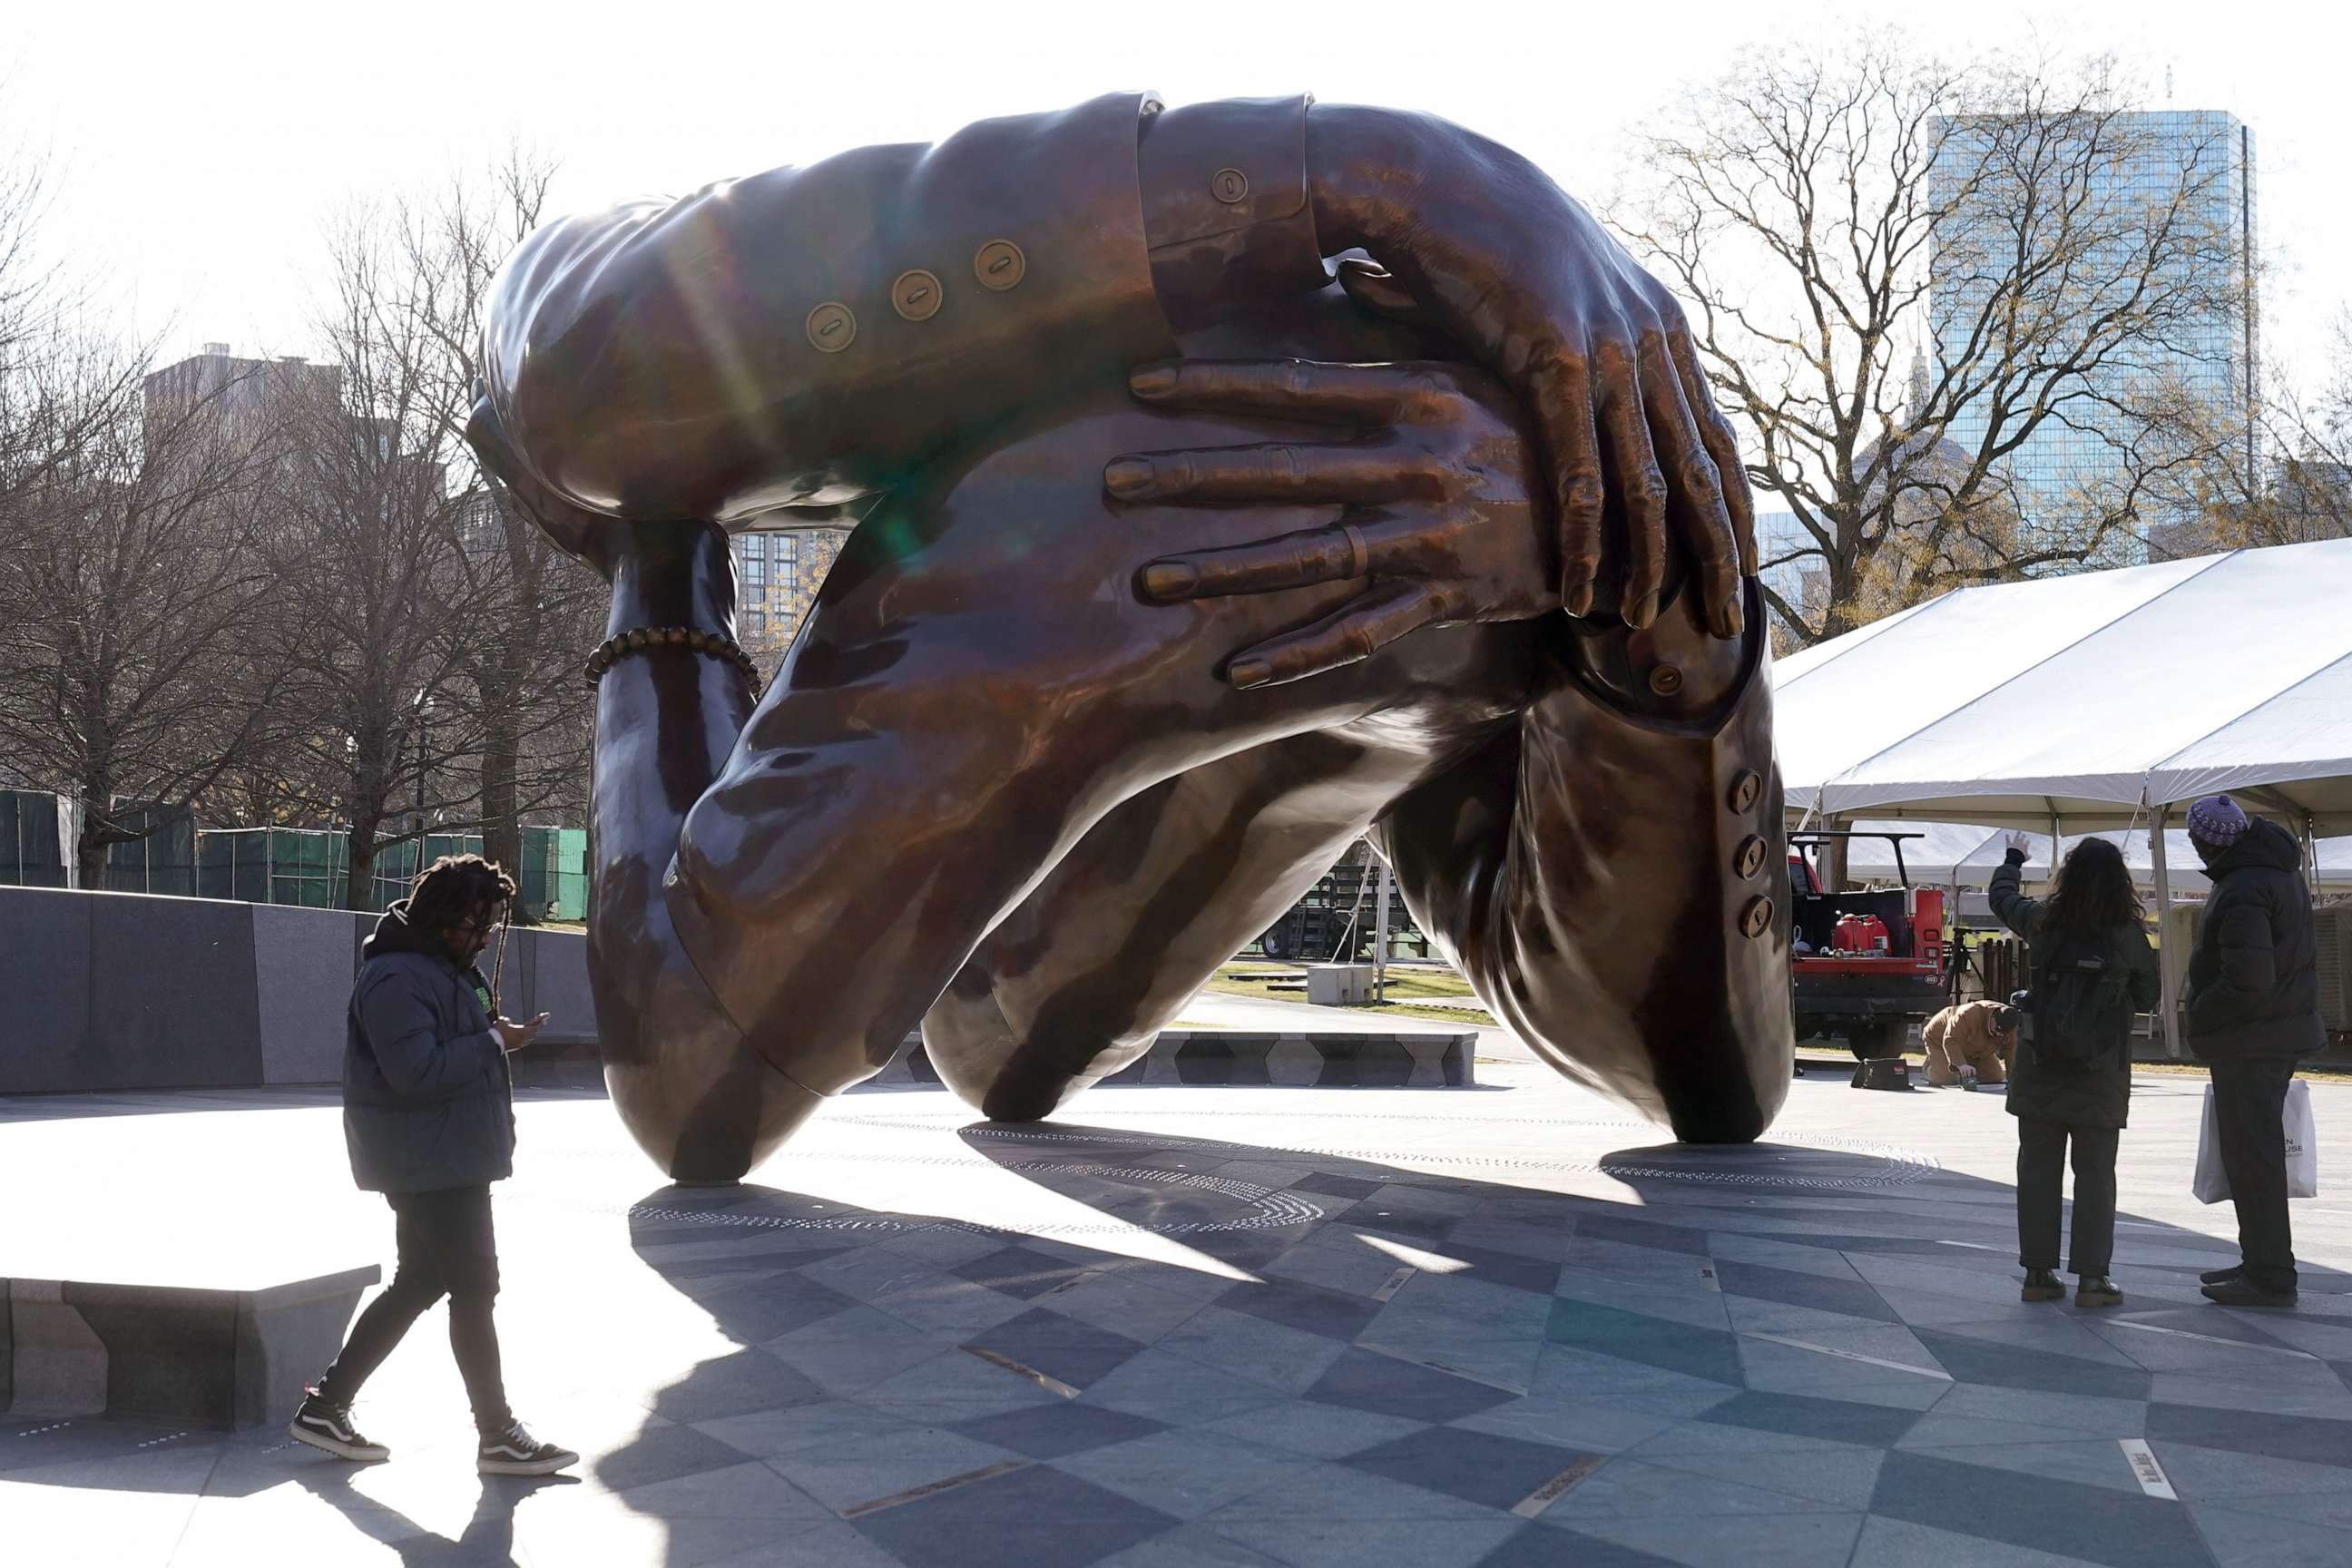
[289,1418,389,1463]
[478,1449,579,1476]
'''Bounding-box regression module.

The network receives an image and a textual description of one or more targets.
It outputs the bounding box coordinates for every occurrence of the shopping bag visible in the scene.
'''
[2191,1079,2319,1203]
[2193,1083,2230,1204]
[2285,1079,2319,1200]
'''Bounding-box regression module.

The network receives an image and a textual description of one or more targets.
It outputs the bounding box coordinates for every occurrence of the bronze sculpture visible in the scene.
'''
[469,94,1792,1182]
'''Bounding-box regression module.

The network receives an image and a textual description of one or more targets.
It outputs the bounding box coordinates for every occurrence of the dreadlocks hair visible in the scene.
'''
[405,853,517,936]
[2042,838,2143,936]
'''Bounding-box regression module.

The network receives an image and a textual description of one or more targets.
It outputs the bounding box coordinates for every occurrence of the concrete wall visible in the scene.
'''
[0,887,596,1094]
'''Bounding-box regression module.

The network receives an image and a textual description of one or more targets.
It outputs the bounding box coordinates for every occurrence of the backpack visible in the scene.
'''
[2020,929,2127,1073]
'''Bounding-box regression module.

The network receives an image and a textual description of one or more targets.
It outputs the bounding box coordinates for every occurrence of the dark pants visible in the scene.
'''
[318,1185,512,1433]
[2016,1117,2118,1275]
[2210,1058,2298,1292]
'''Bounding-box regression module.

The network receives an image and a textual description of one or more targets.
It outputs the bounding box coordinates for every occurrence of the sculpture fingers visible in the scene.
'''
[1127,358,1437,424]
[1639,329,1742,641]
[1522,350,1605,620]
[1105,441,1446,505]
[1332,257,1427,322]
[1592,337,1670,630]
[1136,511,1436,602]
[1224,581,1447,689]
[1669,331,1759,579]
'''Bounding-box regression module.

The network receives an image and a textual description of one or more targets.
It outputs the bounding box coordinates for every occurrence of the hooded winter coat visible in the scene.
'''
[1987,853,2158,1129]
[341,900,516,1192]
[2186,818,2327,1062]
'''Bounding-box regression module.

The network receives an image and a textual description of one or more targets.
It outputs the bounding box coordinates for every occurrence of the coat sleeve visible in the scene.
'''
[478,93,1179,526]
[1987,857,2043,941]
[2122,926,2159,1011]
[357,968,501,1102]
[1368,584,1789,1142]
[2190,897,2275,1032]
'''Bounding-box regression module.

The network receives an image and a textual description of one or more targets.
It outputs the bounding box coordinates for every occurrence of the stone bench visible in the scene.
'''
[857,1028,1476,1090]
[4,1266,377,1429]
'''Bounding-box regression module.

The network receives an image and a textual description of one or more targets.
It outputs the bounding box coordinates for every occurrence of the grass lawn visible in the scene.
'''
[1205,963,1499,1028]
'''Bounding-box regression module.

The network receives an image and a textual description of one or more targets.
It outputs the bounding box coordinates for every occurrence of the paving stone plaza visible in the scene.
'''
[5,1020,2349,1568]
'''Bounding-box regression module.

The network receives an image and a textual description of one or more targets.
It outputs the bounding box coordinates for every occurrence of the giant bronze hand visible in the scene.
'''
[1106,359,1555,687]
[1191,103,1757,639]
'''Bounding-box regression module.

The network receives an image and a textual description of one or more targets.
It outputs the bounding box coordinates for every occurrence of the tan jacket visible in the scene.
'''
[1923,1001,2012,1086]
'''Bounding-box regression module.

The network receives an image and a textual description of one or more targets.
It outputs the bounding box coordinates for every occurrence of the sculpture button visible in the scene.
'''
[1728,769,1762,813]
[806,302,856,353]
[1735,834,1768,878]
[1647,663,1684,697]
[1739,896,1774,939]
[975,240,1026,291]
[891,269,943,321]
[1212,167,1250,204]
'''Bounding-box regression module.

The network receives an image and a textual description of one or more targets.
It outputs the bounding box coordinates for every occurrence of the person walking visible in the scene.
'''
[2182,796,2324,1308]
[289,854,578,1475]
[1991,835,2158,1308]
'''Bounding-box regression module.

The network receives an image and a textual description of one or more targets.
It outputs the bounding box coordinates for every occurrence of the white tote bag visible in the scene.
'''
[2285,1079,2320,1200]
[2193,1079,2319,1203]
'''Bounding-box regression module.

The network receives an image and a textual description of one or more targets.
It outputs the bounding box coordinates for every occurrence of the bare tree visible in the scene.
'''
[262,168,600,916]
[386,153,601,916]
[260,217,486,911]
[1617,39,2249,643]
[2159,311,2352,554]
[0,337,289,886]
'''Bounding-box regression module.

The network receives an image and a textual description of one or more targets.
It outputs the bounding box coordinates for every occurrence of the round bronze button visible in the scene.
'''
[1212,167,1250,204]
[805,301,856,353]
[1728,769,1762,813]
[974,240,1026,291]
[1647,663,1684,697]
[1735,834,1768,879]
[1739,895,1775,939]
[890,269,943,321]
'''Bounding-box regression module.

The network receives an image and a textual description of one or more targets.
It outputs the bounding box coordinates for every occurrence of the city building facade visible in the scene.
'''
[731,528,848,657]
[141,343,341,451]
[1931,110,2259,572]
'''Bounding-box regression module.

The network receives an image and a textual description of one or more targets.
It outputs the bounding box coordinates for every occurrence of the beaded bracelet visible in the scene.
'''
[584,626,762,694]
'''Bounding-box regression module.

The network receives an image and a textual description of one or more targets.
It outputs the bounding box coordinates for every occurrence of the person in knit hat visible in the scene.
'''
[2187,794,2250,849]
[2184,795,2324,1307]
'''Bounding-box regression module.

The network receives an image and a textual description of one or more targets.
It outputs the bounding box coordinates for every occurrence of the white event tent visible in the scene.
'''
[1838,823,2352,895]
[1771,538,2352,1052]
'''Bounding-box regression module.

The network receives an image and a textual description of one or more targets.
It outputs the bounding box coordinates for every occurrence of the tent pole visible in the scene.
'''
[2151,802,2180,1060]
[2049,811,2063,887]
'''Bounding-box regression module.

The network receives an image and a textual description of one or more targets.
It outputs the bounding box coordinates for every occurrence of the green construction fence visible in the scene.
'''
[194,826,586,918]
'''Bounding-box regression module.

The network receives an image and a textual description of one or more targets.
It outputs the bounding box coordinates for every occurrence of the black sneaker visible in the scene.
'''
[289,1390,389,1463]
[2021,1269,2065,1302]
[2075,1276,2122,1308]
[477,1420,579,1475]
[2200,1263,2245,1285]
[2201,1278,2298,1309]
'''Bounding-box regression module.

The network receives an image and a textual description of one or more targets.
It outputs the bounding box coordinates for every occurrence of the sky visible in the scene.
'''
[7,0,2349,381]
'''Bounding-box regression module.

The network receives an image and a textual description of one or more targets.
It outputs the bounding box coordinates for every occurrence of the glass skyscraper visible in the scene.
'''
[1931,110,2258,569]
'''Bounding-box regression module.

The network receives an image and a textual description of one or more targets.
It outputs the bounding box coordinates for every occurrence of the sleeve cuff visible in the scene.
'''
[1140,95,1326,325]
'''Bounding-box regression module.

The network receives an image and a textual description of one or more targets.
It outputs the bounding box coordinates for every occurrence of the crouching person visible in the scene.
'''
[289,855,578,1476]
[1923,1000,2015,1088]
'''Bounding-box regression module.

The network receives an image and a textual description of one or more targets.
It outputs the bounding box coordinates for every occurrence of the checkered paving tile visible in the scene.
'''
[7,1067,2352,1565]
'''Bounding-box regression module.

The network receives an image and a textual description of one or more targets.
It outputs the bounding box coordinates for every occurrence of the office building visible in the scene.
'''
[1931,110,2258,570]
[732,528,848,654]
[1752,508,1824,622]
[142,343,341,451]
